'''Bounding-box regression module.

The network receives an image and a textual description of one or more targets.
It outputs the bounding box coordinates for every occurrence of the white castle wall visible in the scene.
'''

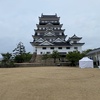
[36,46,82,55]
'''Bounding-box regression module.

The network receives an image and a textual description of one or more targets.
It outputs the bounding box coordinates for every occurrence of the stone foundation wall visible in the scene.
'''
[35,55,66,66]
[30,54,70,66]
[15,63,42,67]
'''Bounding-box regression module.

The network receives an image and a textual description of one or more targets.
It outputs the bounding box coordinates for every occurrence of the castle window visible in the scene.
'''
[50,47,54,49]
[43,27,45,30]
[49,39,52,42]
[58,27,60,30]
[73,41,77,43]
[42,21,44,23]
[37,33,40,35]
[58,47,62,49]
[39,27,41,30]
[52,21,54,23]
[42,47,46,49]
[59,33,62,35]
[74,47,78,49]
[47,52,50,54]
[66,47,70,49]
[54,28,56,30]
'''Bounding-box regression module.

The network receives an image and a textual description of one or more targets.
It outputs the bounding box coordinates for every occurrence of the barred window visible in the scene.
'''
[42,47,46,49]
[66,47,70,49]
[74,47,78,49]
[50,47,54,49]
[58,47,62,49]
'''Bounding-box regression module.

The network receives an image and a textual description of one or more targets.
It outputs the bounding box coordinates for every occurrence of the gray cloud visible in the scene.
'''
[0,0,100,53]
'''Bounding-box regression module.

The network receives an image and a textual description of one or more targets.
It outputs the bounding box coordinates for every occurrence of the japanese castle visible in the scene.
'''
[30,14,84,55]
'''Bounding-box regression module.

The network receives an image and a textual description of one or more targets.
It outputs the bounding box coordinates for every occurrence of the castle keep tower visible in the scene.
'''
[30,14,84,56]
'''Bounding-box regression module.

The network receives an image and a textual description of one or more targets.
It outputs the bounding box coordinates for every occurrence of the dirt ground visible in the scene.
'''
[0,67,100,100]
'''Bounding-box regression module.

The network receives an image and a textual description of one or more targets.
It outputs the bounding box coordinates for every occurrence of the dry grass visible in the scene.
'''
[0,66,100,100]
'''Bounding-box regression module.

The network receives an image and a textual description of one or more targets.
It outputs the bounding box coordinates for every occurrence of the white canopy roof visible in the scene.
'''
[79,57,93,68]
[0,54,2,58]
[79,57,93,61]
[0,54,3,61]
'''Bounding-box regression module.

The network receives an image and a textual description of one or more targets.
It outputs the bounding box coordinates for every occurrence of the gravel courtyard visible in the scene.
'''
[0,67,100,100]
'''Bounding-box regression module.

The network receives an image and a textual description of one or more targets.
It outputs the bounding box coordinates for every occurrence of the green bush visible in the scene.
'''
[0,52,15,68]
[14,53,32,63]
[66,51,84,66]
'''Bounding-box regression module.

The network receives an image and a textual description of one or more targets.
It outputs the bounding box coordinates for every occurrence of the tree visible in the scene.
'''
[1,52,12,62]
[13,52,32,63]
[23,52,32,62]
[13,42,32,63]
[13,42,26,56]
[82,49,92,56]
[66,51,84,66]
[14,54,24,63]
[51,50,60,63]
[0,52,15,67]
[13,42,26,63]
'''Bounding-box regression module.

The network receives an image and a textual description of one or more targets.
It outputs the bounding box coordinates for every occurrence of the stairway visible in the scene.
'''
[30,52,37,63]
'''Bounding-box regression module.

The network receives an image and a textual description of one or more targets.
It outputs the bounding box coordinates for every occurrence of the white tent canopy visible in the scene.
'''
[0,54,3,61]
[79,57,93,68]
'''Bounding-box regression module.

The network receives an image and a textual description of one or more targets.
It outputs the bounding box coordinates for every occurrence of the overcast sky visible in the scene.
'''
[0,0,100,55]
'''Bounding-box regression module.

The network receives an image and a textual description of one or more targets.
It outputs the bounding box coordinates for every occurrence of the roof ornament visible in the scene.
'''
[41,13,43,17]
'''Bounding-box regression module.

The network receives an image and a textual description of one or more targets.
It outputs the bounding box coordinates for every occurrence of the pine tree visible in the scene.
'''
[13,42,26,63]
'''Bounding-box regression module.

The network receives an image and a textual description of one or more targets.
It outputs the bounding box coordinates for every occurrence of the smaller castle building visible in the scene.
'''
[30,14,84,55]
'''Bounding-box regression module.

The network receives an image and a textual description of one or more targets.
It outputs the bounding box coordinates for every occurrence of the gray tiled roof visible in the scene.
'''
[40,14,58,18]
[87,48,100,55]
[53,42,71,46]
[71,43,85,46]
[69,34,82,39]
[31,41,71,46]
